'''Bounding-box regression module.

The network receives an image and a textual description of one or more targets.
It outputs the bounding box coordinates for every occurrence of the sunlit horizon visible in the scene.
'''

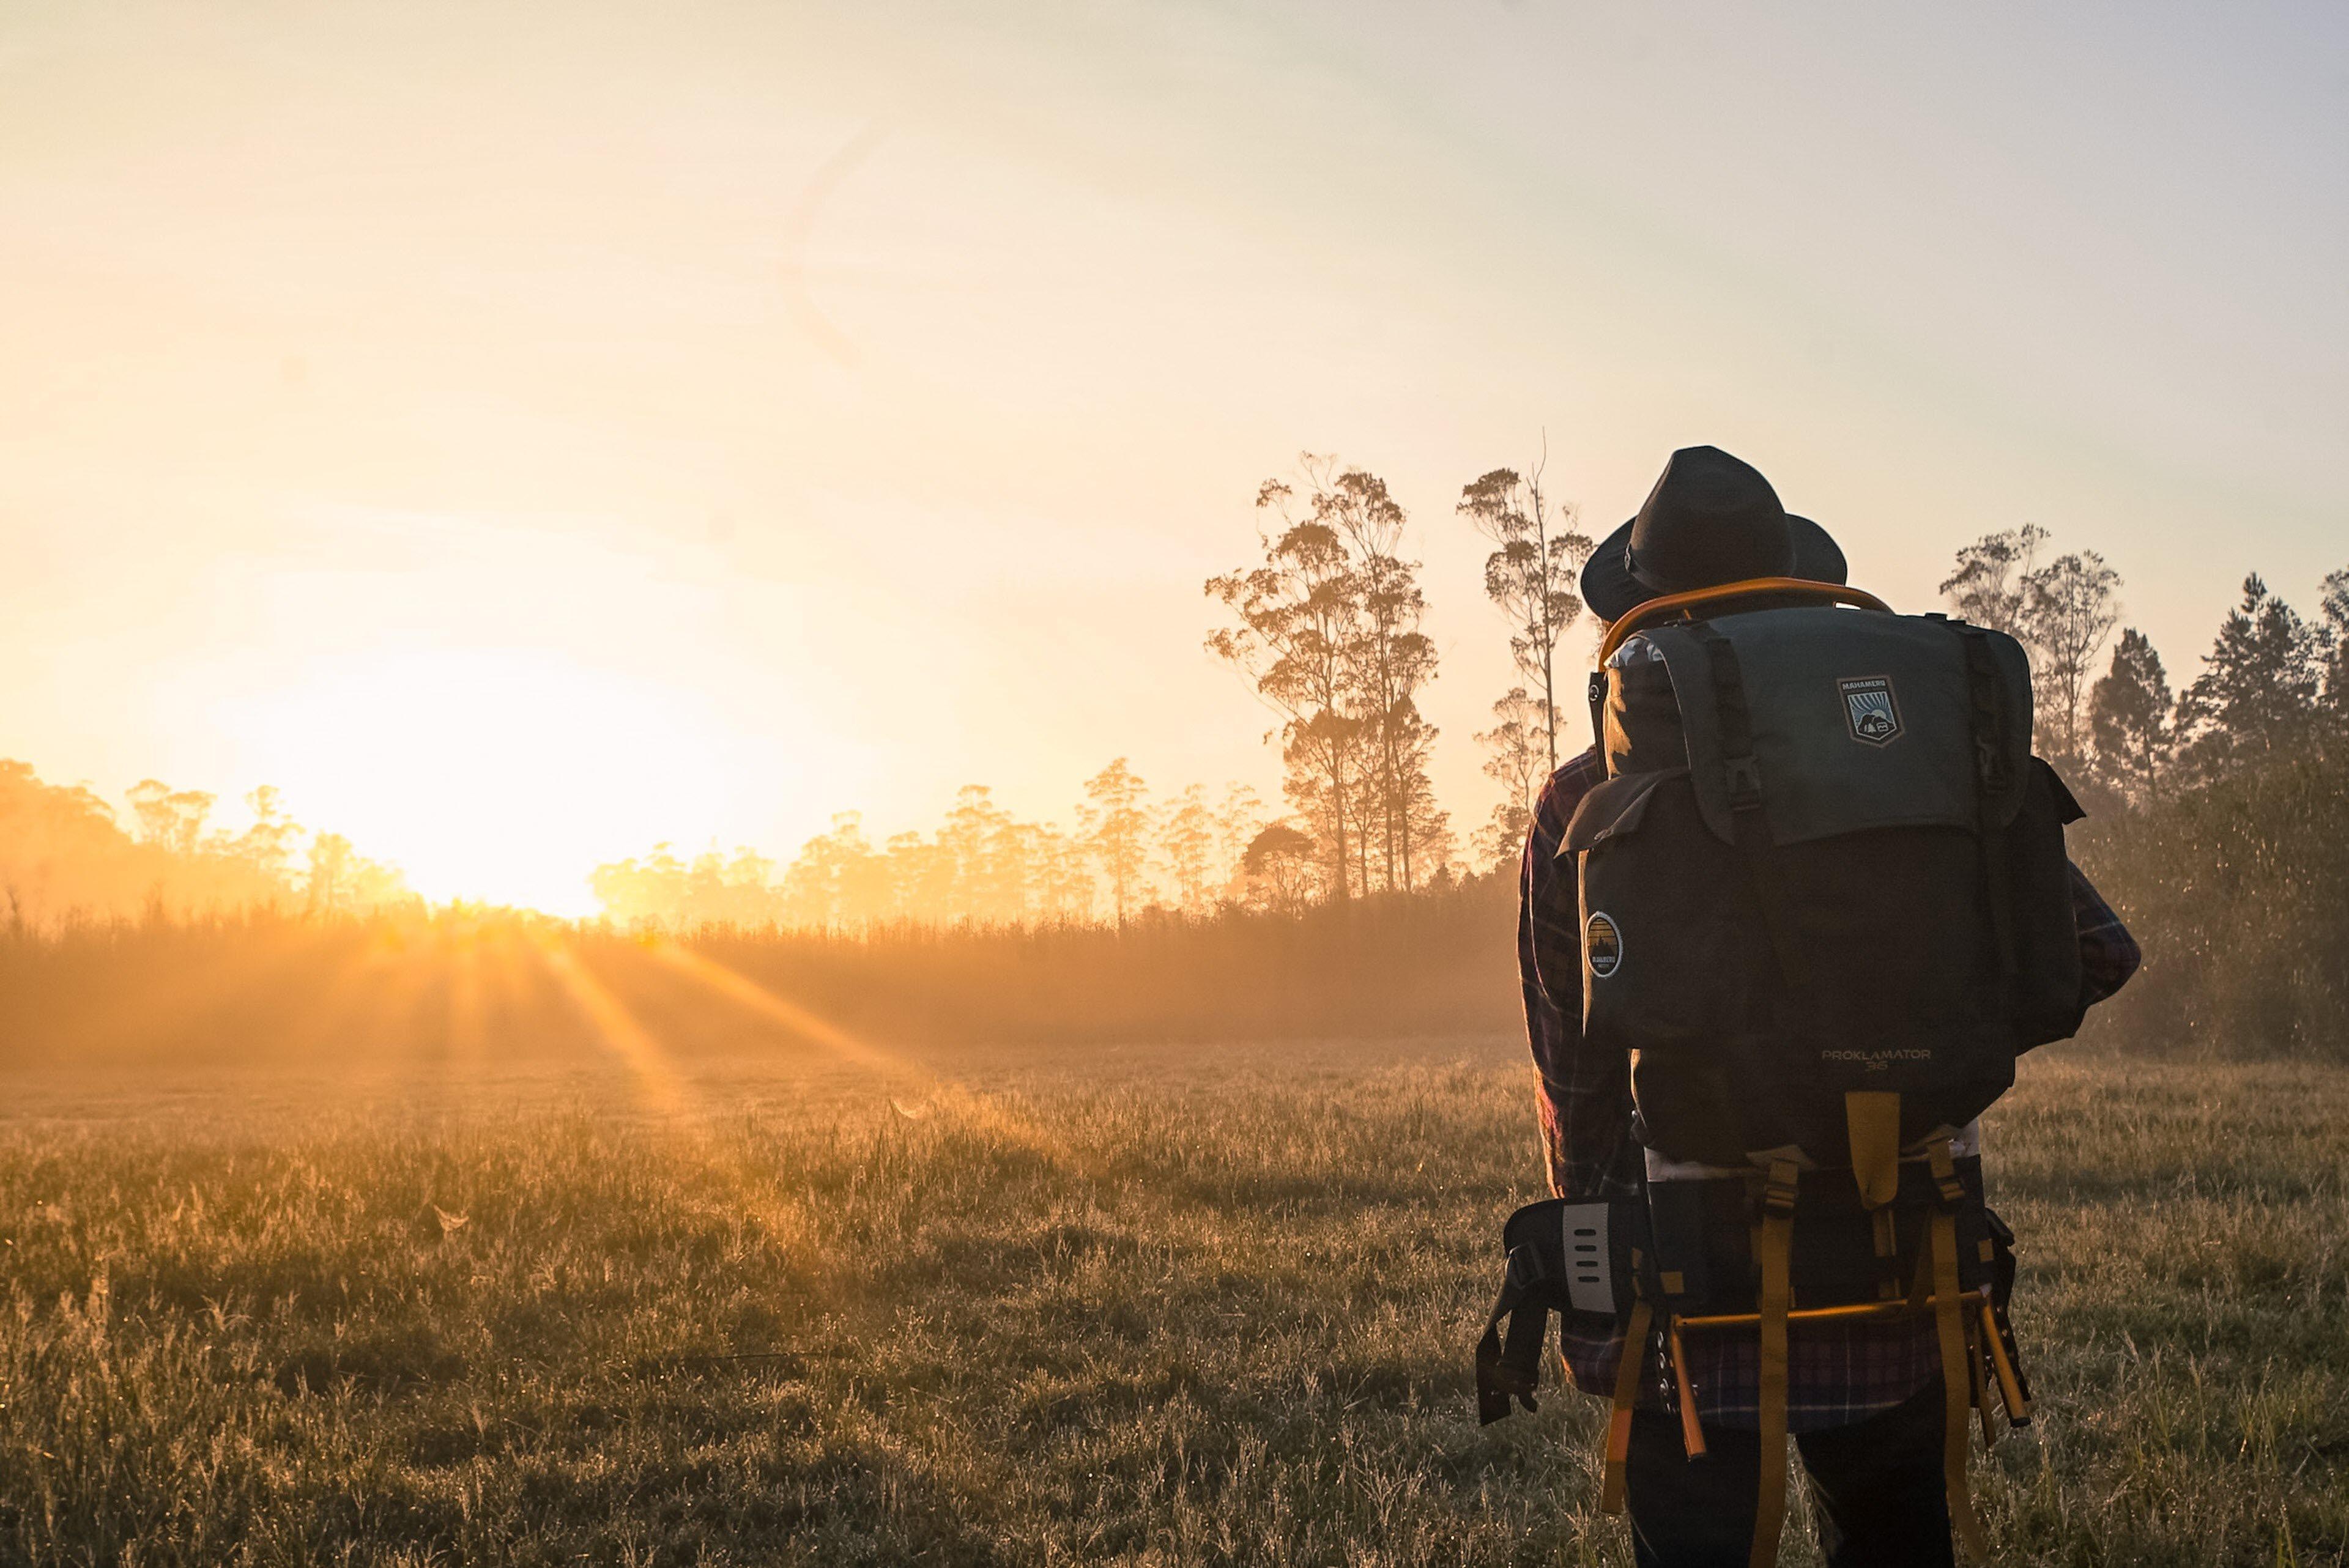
[5,1,2345,918]
[220,645,741,915]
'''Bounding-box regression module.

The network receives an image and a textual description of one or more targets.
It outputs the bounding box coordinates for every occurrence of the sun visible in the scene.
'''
[223,646,738,914]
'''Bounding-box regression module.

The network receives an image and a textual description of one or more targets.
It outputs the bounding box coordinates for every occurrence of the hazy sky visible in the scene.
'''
[4,1,2343,910]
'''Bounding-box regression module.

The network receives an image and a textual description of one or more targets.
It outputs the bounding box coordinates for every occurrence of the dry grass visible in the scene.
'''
[1,1039,2342,1566]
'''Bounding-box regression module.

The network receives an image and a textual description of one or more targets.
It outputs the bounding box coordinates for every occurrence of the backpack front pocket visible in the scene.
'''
[1570,769,1772,1049]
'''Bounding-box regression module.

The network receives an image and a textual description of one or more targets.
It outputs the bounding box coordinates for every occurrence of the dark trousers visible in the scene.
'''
[1625,1383,1955,1568]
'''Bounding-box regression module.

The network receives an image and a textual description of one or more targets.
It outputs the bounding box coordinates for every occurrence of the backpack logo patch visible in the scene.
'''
[1586,912,1624,978]
[1837,675,1902,747]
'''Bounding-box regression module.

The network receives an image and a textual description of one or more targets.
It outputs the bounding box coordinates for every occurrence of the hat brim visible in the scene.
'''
[1579,514,1849,624]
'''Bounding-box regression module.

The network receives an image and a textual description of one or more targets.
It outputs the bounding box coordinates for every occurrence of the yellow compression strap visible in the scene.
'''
[1601,1300,1653,1516]
[1847,1092,1905,1300]
[1982,1298,2030,1425]
[1844,1091,1902,1209]
[1750,1159,1800,1568]
[1669,1321,1707,1459]
[1968,1309,1997,1448]
[1929,1145,1990,1559]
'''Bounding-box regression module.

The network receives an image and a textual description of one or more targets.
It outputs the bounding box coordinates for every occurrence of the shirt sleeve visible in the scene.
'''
[2069,860,2141,1007]
[1518,753,1641,1201]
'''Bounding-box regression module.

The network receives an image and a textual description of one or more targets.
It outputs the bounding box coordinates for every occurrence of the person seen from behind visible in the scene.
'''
[1512,447,2141,1567]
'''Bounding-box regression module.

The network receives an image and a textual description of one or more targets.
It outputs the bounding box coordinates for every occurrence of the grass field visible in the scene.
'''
[2,1037,2343,1567]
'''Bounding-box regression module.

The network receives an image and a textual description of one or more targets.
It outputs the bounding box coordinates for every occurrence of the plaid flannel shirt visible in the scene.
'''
[1520,744,2141,1431]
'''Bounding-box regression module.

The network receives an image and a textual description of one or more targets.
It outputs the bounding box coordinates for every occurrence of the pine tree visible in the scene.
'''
[2178,575,2326,780]
[2320,568,2349,736]
[2087,629,2172,805]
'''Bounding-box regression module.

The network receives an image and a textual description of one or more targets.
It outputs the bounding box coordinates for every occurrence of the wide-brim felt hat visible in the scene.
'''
[1579,445,1847,624]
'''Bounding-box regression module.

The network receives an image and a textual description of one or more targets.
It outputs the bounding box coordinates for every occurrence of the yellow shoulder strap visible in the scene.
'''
[1748,1158,1800,1568]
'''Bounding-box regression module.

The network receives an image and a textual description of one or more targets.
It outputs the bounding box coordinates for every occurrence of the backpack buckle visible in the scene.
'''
[1724,755,1764,810]
[1925,1140,1969,1207]
[1505,1241,1549,1293]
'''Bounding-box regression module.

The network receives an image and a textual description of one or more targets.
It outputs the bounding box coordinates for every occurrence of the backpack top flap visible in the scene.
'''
[1644,608,2033,849]
[1560,766,1688,854]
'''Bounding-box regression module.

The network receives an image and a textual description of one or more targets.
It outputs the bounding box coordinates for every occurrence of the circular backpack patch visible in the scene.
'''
[1586,912,1624,978]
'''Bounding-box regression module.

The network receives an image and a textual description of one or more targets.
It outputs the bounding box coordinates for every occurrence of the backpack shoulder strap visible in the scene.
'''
[1686,621,1810,1005]
[1954,624,2018,1000]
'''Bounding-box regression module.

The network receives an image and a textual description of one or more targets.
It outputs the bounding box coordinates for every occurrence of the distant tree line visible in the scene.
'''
[2,501,2343,1059]
[598,446,1598,933]
[2073,559,2348,1054]
[588,468,2345,952]
[7,459,2342,986]
[0,763,411,928]
[587,764,1282,931]
[1933,523,2349,804]
[1925,523,2349,1054]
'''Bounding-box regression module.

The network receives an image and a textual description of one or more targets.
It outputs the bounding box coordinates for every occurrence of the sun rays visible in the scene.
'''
[508,919,1098,1278]
[640,936,1094,1175]
[7,898,1096,1208]
[530,926,1095,1181]
[526,927,692,1115]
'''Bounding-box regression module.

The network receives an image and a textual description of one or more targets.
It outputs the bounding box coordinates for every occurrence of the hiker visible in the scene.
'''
[1489,447,2139,1567]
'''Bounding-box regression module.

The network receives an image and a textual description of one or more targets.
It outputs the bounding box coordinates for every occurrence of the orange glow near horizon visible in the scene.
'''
[219,647,784,915]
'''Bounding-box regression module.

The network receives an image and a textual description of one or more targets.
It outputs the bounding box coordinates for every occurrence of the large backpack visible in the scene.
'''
[1476,581,2079,1566]
[1569,594,2086,1163]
